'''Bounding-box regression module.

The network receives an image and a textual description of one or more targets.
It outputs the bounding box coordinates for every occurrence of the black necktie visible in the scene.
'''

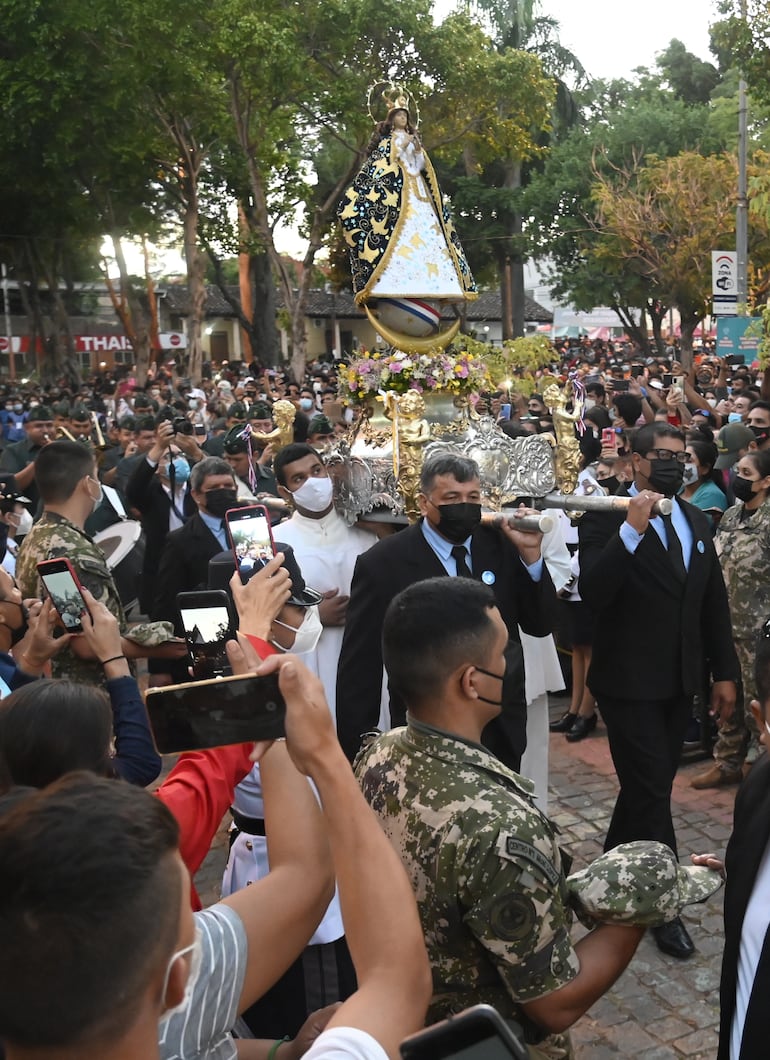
[661,512,686,582]
[451,544,473,580]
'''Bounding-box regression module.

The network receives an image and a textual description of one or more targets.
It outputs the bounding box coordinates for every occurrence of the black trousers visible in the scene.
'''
[240,936,356,1039]
[598,694,693,858]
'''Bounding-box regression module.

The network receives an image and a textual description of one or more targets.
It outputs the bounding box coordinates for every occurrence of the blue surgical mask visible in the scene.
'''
[171,457,191,484]
[728,412,744,423]
[299,397,314,411]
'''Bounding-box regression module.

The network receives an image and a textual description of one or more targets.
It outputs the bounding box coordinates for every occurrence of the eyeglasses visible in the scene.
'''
[644,449,688,465]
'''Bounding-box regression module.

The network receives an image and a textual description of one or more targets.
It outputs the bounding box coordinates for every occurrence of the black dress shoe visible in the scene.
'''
[652,917,695,959]
[549,711,577,733]
[565,713,598,742]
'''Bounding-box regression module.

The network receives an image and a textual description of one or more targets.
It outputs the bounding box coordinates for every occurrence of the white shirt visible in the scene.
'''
[731,835,770,1057]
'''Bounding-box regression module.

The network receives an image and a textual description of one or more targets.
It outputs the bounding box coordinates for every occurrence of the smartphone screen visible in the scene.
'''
[226,505,274,574]
[177,591,235,679]
[612,379,629,392]
[145,673,286,754]
[37,559,87,632]
[662,373,673,388]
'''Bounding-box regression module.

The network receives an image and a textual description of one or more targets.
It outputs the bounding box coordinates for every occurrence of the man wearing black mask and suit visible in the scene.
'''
[579,422,739,960]
[335,453,555,771]
[149,457,240,686]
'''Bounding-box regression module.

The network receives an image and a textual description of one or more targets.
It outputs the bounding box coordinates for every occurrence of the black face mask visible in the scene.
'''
[430,501,482,544]
[647,460,684,497]
[204,488,238,518]
[599,475,619,495]
[732,475,758,503]
[749,424,770,446]
[474,665,505,706]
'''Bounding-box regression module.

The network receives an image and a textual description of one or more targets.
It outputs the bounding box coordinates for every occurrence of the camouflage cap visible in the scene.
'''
[122,620,177,647]
[567,841,723,928]
[715,423,754,469]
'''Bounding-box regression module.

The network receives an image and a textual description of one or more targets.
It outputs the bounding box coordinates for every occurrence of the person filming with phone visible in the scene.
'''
[15,440,186,687]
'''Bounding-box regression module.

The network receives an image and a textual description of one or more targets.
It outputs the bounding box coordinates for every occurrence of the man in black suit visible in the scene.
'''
[579,421,738,959]
[335,452,555,770]
[149,456,239,684]
[125,418,203,614]
[718,621,770,1059]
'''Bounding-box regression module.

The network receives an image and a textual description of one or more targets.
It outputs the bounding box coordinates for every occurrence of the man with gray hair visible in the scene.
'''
[150,456,240,685]
[336,452,555,770]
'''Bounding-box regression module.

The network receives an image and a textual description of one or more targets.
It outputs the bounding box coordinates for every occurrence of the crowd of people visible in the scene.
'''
[0,338,768,1059]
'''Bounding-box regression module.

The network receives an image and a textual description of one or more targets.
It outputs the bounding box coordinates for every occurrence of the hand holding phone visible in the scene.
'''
[226,504,275,578]
[601,428,619,452]
[37,558,88,633]
[177,590,236,679]
[145,672,286,754]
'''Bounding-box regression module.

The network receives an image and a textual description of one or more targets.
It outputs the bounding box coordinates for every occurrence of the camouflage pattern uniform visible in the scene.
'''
[712,498,770,771]
[355,718,578,1059]
[16,512,127,687]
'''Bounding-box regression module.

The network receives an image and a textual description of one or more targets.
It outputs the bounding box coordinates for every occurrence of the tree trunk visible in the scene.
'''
[678,310,701,370]
[250,251,279,364]
[503,159,525,338]
[501,256,513,340]
[183,190,205,384]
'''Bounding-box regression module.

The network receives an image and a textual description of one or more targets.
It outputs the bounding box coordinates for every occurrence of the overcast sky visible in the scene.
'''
[539,0,718,81]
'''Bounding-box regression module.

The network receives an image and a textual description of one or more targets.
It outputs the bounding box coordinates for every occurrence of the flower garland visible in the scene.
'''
[344,345,489,400]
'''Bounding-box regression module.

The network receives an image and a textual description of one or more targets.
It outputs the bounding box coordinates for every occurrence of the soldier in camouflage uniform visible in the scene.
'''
[692,450,770,788]
[16,440,180,687]
[355,577,645,1060]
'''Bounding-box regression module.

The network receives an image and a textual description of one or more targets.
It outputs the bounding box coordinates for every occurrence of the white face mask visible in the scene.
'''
[16,508,33,536]
[88,477,103,513]
[291,475,333,513]
[271,605,323,655]
[159,925,203,1024]
[682,463,699,486]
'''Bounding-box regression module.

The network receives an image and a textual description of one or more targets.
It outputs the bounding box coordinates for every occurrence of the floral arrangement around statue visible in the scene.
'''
[344,345,490,401]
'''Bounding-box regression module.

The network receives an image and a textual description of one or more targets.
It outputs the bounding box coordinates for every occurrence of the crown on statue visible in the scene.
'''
[366,80,420,127]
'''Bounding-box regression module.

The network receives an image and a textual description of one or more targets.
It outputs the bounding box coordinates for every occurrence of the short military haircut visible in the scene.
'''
[0,773,181,1049]
[419,452,480,494]
[631,421,684,455]
[190,456,234,492]
[383,577,498,709]
[274,443,319,486]
[34,440,95,503]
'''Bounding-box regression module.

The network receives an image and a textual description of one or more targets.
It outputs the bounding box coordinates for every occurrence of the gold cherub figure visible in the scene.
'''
[543,381,584,496]
[384,389,431,523]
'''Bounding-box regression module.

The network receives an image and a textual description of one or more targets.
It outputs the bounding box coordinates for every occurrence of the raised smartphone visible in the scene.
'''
[37,557,88,633]
[225,504,275,575]
[176,589,237,679]
[144,672,286,754]
[399,1005,529,1060]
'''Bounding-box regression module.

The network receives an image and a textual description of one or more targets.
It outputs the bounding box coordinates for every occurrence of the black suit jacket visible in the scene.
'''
[151,513,223,632]
[578,492,739,701]
[719,754,770,1059]
[125,456,197,613]
[335,520,555,762]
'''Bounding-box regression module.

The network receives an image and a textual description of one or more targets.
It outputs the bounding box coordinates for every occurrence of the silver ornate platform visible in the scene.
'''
[326,410,557,525]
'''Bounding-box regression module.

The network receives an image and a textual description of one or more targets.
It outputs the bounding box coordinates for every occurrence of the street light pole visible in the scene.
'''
[736,0,749,305]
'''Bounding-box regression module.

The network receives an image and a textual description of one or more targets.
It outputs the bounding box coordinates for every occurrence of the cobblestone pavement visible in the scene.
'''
[188,704,740,1059]
[547,703,737,1059]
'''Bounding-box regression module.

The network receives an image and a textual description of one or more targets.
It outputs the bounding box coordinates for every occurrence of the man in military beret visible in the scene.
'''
[221,422,283,507]
[356,577,644,1058]
[0,405,56,514]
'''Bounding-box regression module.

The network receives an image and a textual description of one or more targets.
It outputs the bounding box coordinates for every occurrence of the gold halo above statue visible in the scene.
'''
[364,304,461,353]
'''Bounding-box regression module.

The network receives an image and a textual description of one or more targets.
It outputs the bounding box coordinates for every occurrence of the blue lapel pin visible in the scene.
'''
[697,540,705,554]
[481,570,496,585]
